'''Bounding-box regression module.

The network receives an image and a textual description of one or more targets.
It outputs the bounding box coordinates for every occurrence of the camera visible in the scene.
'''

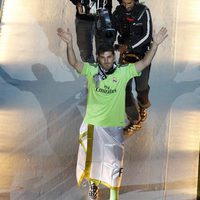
[95,8,116,40]
[80,1,116,43]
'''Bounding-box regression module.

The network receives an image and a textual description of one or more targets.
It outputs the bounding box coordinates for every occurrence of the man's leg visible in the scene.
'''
[134,64,151,121]
[110,189,119,200]
[75,18,95,62]
[118,53,141,133]
[125,79,140,121]
[124,79,141,133]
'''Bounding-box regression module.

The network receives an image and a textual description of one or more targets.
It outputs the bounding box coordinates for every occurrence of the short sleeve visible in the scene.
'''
[124,63,141,80]
[80,62,97,79]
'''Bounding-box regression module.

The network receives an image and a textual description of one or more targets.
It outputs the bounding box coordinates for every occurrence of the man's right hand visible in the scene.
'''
[57,28,72,46]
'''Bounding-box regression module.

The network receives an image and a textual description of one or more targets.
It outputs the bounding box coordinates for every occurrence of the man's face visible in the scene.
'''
[122,0,135,11]
[97,51,115,70]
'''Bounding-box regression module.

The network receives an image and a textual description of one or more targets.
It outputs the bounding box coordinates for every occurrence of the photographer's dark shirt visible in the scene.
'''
[70,0,112,21]
[112,3,153,55]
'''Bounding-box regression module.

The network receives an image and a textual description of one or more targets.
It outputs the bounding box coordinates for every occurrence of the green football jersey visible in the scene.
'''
[81,62,141,127]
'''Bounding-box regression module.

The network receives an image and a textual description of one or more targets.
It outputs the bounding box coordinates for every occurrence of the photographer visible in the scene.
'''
[70,0,113,62]
[112,0,153,133]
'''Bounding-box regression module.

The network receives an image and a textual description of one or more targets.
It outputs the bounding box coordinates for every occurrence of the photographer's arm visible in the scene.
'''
[131,8,153,49]
[135,27,168,72]
[111,8,127,53]
[57,28,84,73]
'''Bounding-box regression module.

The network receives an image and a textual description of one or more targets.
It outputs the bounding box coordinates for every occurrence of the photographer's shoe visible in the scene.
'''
[88,183,99,200]
[139,106,147,122]
[123,120,142,135]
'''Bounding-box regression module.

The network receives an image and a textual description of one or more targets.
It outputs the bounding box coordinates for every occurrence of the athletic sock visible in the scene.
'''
[109,188,119,200]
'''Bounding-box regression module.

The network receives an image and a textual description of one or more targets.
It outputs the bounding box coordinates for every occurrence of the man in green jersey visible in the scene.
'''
[57,27,167,200]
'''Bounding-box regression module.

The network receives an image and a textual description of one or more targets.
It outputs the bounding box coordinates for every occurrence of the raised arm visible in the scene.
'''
[135,27,168,72]
[57,28,84,73]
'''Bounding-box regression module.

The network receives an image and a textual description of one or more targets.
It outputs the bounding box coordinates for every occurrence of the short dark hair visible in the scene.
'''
[97,44,115,56]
